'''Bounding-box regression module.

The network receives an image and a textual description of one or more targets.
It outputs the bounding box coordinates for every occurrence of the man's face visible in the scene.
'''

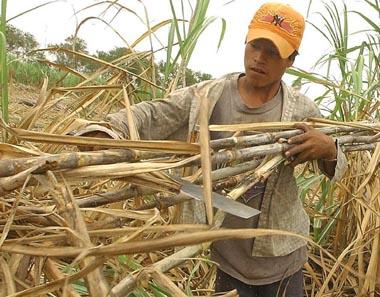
[243,38,294,88]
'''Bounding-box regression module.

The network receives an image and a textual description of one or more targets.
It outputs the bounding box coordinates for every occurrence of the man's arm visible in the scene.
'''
[106,86,195,140]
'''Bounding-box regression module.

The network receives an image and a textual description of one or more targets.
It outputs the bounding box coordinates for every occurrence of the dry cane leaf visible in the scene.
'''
[197,88,213,224]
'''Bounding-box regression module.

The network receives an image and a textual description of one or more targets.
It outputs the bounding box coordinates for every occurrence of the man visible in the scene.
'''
[76,3,347,296]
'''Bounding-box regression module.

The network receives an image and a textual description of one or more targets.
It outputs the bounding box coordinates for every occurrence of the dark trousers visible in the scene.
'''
[215,269,304,297]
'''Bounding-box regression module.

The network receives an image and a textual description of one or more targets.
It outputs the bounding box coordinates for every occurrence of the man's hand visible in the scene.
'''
[284,123,337,167]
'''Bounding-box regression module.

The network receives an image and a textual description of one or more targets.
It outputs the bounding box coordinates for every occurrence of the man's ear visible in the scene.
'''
[286,58,294,68]
[287,51,298,65]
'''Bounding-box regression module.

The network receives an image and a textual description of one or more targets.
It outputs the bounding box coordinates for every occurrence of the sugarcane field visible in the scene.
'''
[0,1,379,297]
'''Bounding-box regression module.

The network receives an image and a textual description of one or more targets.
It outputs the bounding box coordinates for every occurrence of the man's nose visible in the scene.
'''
[253,48,266,61]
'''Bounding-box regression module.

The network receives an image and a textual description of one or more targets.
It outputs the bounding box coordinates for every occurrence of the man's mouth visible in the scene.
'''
[251,67,266,75]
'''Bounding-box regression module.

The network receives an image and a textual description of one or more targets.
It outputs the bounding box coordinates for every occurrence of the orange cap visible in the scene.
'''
[246,2,305,59]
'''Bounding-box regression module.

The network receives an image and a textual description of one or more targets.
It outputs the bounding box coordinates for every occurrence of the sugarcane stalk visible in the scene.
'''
[212,174,248,191]
[77,186,156,208]
[210,125,362,150]
[339,134,380,145]
[0,120,378,297]
[342,144,377,152]
[0,165,37,196]
[196,159,261,183]
[0,149,152,178]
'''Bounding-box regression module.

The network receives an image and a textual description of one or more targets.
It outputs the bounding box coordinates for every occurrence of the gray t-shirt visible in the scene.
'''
[210,74,282,140]
[210,74,307,286]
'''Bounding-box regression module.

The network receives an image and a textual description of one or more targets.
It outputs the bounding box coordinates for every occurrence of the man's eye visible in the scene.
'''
[268,49,279,57]
[251,43,259,49]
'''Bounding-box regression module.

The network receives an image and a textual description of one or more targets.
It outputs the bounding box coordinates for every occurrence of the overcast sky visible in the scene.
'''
[7,0,371,87]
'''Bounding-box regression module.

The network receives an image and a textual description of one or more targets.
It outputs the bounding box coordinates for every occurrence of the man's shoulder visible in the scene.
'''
[171,72,238,98]
[196,72,239,88]
[217,72,241,80]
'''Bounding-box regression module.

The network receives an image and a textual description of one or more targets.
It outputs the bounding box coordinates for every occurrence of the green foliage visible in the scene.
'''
[117,255,142,271]
[48,35,89,71]
[93,47,150,77]
[289,0,380,122]
[297,173,323,204]
[157,61,212,89]
[149,282,171,297]
[8,54,82,87]
[297,171,340,245]
[5,24,42,58]
[1,0,9,126]
[163,0,224,91]
[96,47,131,64]
[71,280,89,295]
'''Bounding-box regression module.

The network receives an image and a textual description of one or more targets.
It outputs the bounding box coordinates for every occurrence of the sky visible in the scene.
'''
[6,0,371,90]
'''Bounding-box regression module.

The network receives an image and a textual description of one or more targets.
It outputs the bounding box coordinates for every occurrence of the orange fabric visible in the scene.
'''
[246,2,305,59]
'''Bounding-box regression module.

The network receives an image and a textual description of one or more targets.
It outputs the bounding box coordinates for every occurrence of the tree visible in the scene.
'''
[6,24,41,58]
[157,61,212,88]
[48,35,89,71]
[83,47,133,73]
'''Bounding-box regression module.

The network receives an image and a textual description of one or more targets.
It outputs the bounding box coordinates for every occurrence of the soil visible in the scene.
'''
[8,83,40,126]
[8,82,69,130]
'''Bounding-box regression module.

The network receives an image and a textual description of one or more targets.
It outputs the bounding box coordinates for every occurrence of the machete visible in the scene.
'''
[175,177,261,219]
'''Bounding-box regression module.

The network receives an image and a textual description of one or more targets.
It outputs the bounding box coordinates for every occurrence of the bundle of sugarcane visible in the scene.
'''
[0,116,379,296]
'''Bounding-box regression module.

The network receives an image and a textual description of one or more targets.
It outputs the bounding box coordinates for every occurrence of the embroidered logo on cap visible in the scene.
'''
[262,14,293,34]
[255,8,302,37]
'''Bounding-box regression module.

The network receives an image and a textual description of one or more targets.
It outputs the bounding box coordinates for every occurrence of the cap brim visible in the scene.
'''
[246,28,295,59]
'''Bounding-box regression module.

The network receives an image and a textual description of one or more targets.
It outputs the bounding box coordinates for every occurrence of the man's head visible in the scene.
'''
[246,2,305,60]
[243,3,305,89]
